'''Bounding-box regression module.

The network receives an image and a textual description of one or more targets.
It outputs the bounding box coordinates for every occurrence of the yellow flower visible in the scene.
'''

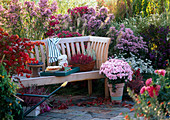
[153,44,157,48]
[9,103,12,106]
[0,75,4,78]
[151,44,157,51]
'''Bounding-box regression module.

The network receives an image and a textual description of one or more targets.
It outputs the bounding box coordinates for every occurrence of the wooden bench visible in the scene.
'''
[19,36,111,98]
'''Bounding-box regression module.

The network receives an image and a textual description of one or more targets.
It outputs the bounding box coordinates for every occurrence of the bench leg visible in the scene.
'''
[105,78,109,98]
[88,80,92,96]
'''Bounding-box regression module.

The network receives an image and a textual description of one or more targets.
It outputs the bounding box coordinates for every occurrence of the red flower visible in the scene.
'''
[26,74,30,78]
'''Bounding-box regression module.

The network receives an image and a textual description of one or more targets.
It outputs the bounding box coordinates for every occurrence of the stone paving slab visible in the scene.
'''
[25,106,134,120]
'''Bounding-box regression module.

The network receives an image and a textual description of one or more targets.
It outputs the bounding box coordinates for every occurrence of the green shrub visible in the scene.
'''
[56,0,97,14]
[0,62,22,120]
[97,0,169,20]
[111,13,169,36]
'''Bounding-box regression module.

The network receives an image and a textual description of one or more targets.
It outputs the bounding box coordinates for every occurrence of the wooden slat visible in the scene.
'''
[97,42,102,69]
[59,36,89,43]
[46,43,50,66]
[91,41,95,50]
[99,43,105,68]
[104,41,111,62]
[61,43,66,55]
[76,42,81,54]
[17,70,105,87]
[80,42,85,54]
[95,42,100,69]
[66,43,71,60]
[40,45,45,71]
[93,41,97,51]
[86,42,91,52]
[71,42,76,55]
[34,45,40,61]
[89,36,110,42]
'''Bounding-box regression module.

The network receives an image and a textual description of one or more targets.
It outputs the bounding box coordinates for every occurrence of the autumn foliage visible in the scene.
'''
[0,28,44,77]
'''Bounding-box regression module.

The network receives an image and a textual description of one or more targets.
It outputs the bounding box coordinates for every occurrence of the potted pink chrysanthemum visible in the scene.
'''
[100,59,133,103]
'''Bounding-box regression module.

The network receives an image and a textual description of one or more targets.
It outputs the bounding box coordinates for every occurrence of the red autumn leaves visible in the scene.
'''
[0,27,44,77]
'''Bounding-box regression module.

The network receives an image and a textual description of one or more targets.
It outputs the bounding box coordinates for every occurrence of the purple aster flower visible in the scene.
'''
[99,7,108,15]
[30,11,37,16]
[88,7,96,16]
[109,14,115,20]
[120,24,125,28]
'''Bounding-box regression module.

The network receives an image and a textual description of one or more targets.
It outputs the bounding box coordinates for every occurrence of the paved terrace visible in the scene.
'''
[25,95,135,120]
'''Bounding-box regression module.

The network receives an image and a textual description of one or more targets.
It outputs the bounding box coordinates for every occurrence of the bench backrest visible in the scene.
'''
[30,36,111,71]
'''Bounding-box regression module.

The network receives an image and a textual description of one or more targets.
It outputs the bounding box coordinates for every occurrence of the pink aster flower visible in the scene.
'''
[145,78,152,86]
[155,85,161,91]
[146,86,154,97]
[154,69,166,76]
[146,85,160,97]
[140,86,146,94]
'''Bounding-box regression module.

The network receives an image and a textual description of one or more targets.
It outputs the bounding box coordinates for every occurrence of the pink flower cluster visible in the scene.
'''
[140,70,166,97]
[140,78,161,97]
[154,69,166,76]
[45,14,71,37]
[100,59,133,81]
[68,6,88,18]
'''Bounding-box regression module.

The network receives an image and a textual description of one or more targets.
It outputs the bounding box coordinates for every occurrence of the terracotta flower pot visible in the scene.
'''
[108,83,125,103]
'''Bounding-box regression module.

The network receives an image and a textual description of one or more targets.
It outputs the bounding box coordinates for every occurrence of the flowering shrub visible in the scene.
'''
[68,6,88,18]
[45,6,115,38]
[140,78,161,97]
[126,69,170,119]
[0,28,44,77]
[140,24,170,69]
[84,7,114,36]
[57,31,82,38]
[69,54,93,65]
[0,63,22,120]
[107,24,148,58]
[113,52,154,74]
[100,59,133,81]
[45,14,71,37]
[100,59,133,91]
[0,0,58,40]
